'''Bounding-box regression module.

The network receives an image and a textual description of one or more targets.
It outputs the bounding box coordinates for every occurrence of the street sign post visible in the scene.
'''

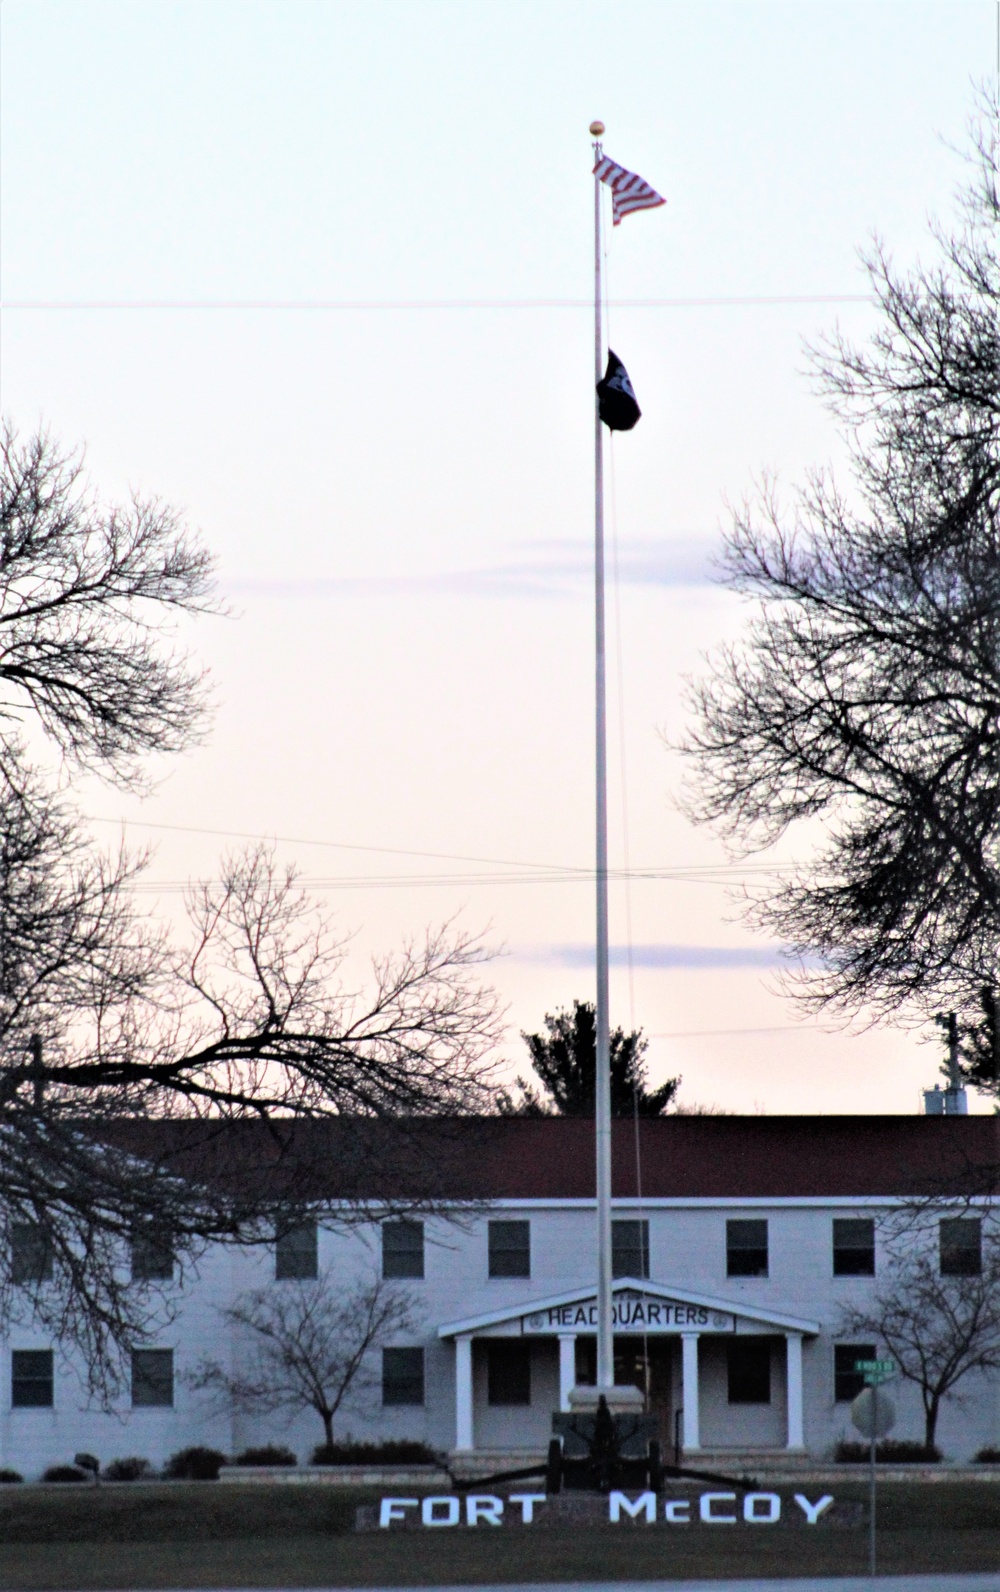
[852,1361,897,1574]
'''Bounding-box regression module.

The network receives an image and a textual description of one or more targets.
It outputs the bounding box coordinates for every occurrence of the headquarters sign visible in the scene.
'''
[521,1291,736,1334]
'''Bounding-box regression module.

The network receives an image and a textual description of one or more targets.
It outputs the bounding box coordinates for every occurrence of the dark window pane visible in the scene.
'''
[489,1221,530,1278]
[612,1220,649,1279]
[940,1218,981,1276]
[833,1218,875,1277]
[382,1220,424,1279]
[11,1224,53,1285]
[275,1221,318,1281]
[11,1349,53,1408]
[382,1346,424,1405]
[487,1340,531,1405]
[834,1342,876,1403]
[727,1339,771,1404]
[574,1336,597,1387]
[130,1228,174,1282]
[131,1349,174,1408]
[727,1219,768,1278]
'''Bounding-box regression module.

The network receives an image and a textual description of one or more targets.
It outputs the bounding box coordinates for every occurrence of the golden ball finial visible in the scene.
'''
[589,121,605,137]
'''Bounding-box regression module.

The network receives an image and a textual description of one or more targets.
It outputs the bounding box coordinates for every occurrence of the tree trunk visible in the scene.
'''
[322,1409,334,1448]
[924,1394,940,1451]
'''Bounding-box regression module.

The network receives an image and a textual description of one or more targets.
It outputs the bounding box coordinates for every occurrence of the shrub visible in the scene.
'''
[0,1469,22,1484]
[311,1440,438,1466]
[233,1445,296,1467]
[975,1446,1000,1463]
[42,1465,89,1483]
[835,1438,941,1463]
[104,1456,153,1482]
[163,1446,228,1481]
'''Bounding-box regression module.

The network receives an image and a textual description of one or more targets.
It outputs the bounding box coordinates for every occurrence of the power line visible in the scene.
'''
[85,813,580,876]
[86,812,794,884]
[651,1024,833,1038]
[1,294,873,313]
[122,864,790,894]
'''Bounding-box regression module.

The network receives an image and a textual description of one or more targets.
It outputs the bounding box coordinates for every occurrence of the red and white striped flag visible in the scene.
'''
[593,154,666,225]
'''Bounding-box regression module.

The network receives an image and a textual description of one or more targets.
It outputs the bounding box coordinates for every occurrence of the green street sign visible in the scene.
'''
[855,1358,896,1384]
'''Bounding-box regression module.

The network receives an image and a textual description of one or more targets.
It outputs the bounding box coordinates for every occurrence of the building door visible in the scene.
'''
[574,1335,673,1440]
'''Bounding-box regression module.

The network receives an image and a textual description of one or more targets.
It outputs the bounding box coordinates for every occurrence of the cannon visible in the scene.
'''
[547,1395,662,1493]
[446,1393,755,1498]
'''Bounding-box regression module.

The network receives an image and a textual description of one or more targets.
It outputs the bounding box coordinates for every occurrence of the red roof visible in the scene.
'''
[461,1116,1000,1200]
[112,1114,1000,1202]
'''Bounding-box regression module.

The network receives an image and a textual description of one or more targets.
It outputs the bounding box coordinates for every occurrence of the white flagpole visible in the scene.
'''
[590,118,614,1395]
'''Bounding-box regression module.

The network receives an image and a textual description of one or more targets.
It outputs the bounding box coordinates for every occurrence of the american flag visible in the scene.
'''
[593,154,666,225]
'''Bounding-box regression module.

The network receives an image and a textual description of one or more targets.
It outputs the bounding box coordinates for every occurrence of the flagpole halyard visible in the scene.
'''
[591,122,615,1396]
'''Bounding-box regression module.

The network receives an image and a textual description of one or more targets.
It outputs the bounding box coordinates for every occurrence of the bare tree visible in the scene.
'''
[0,425,501,1396]
[0,746,502,1399]
[681,97,1000,1053]
[190,1267,419,1448]
[841,1218,1000,1449]
[0,426,215,785]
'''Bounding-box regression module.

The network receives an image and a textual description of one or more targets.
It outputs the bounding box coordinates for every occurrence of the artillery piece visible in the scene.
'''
[547,1395,662,1493]
[447,1392,755,1498]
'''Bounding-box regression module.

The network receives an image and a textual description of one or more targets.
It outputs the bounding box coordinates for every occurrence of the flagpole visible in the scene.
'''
[590,118,614,1396]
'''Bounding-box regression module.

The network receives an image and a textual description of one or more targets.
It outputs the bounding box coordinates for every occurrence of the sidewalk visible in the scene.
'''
[165,1577,1000,1592]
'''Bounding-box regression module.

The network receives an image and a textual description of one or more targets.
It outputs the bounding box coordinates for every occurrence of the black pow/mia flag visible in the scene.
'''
[596,350,641,431]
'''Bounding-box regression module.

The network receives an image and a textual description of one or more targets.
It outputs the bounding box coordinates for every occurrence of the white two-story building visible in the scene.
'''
[1,1115,997,1476]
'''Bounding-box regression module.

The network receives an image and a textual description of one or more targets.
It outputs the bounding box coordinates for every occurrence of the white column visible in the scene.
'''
[681,1332,700,1451]
[786,1332,804,1450]
[454,1334,474,1452]
[558,1335,576,1412]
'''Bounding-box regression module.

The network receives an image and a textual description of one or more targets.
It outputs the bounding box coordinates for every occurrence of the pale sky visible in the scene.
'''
[1,0,997,1114]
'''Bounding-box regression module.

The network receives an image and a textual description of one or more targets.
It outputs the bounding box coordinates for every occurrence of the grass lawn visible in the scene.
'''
[0,1480,996,1589]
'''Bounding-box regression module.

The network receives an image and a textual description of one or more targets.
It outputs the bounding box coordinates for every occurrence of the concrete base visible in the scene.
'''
[567,1383,645,1413]
[448,1448,546,1480]
[220,1463,452,1486]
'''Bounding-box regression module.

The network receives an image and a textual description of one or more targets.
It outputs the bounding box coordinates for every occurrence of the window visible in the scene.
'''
[487,1340,531,1405]
[275,1221,318,1281]
[488,1221,530,1279]
[382,1347,424,1405]
[727,1339,771,1404]
[574,1336,596,1386]
[833,1218,875,1277]
[940,1218,982,1276]
[11,1349,53,1408]
[834,1342,876,1403]
[131,1349,174,1408]
[612,1219,649,1279]
[10,1223,53,1285]
[130,1227,173,1282]
[382,1220,424,1280]
[726,1219,768,1278]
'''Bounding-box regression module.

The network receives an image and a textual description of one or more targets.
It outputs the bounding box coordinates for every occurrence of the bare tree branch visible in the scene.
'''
[842,1212,1000,1449]
[188,1266,420,1448]
[0,749,502,1402]
[681,93,1000,1054]
[0,425,216,786]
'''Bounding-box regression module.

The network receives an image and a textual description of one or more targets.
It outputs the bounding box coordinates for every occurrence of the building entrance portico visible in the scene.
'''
[439,1279,818,1457]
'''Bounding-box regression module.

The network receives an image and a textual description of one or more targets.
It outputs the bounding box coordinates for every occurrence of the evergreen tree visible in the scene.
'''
[501,999,679,1117]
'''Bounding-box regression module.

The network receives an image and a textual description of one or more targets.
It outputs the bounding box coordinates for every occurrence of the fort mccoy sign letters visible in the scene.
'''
[373,1491,836,1529]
